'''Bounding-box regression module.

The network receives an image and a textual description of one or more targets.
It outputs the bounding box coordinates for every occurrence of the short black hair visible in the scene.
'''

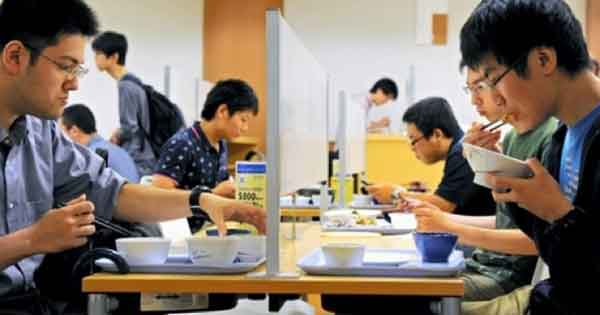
[402,97,462,139]
[91,31,128,65]
[0,0,98,64]
[370,78,398,100]
[62,104,97,134]
[201,79,259,120]
[460,0,589,77]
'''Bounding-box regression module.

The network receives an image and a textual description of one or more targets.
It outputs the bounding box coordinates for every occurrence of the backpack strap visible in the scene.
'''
[121,75,152,155]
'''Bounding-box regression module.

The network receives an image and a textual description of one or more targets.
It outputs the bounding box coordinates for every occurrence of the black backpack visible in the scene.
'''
[122,76,186,157]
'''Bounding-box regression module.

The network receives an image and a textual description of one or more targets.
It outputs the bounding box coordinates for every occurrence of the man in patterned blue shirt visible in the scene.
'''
[153,79,259,231]
[0,1,265,312]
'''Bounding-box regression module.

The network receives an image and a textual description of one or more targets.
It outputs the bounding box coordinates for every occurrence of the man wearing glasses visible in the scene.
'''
[408,66,557,314]
[366,97,495,217]
[0,1,265,313]
[460,0,600,314]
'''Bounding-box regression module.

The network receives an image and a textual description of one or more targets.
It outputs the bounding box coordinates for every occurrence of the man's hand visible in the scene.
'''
[487,159,573,222]
[28,195,95,254]
[413,206,452,233]
[367,117,391,131]
[212,180,236,198]
[464,122,501,153]
[365,183,397,204]
[200,194,266,236]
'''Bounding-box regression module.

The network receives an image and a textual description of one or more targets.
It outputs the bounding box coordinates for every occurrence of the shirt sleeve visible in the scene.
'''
[435,151,473,207]
[535,207,600,301]
[51,123,127,219]
[117,81,144,144]
[153,136,191,185]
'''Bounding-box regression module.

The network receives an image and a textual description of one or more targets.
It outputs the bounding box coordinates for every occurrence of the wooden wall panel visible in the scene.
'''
[588,0,600,60]
[204,0,283,154]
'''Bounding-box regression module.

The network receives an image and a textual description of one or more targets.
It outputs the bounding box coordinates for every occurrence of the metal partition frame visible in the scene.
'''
[265,9,281,276]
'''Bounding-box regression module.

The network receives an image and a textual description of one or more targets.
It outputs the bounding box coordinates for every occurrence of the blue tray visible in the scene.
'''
[96,254,265,275]
[297,248,464,277]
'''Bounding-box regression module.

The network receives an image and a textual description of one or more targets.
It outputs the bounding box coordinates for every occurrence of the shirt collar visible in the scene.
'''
[448,129,465,155]
[193,121,224,154]
[88,134,105,147]
[0,116,28,146]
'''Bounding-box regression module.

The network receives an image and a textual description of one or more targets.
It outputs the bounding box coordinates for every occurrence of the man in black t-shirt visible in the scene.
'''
[368,97,495,216]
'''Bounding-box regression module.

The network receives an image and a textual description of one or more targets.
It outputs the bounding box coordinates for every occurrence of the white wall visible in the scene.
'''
[69,0,204,138]
[284,0,587,128]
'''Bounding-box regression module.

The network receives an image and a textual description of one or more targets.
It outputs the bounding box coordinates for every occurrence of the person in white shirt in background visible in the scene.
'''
[358,77,399,133]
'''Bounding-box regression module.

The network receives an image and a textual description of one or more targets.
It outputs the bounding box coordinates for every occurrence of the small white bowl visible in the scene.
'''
[186,236,240,265]
[115,237,171,265]
[311,195,322,206]
[238,235,266,259]
[280,196,293,207]
[295,196,311,207]
[352,194,373,206]
[321,243,365,267]
[463,143,533,189]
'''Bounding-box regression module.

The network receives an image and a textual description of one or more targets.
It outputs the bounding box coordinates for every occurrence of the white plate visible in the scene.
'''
[348,201,395,209]
[463,143,533,189]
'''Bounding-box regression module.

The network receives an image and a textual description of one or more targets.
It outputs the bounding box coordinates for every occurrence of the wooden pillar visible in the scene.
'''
[204,0,283,154]
[588,0,600,60]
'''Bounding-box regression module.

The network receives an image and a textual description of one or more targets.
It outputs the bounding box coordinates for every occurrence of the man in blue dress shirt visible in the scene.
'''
[0,1,265,313]
[60,104,140,183]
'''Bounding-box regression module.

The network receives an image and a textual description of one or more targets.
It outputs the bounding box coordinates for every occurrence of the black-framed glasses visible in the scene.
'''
[410,136,425,147]
[484,51,530,89]
[22,43,88,79]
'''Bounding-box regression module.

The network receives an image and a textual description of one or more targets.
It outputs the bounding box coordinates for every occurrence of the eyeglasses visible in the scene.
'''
[463,52,530,95]
[410,136,425,147]
[462,80,492,96]
[485,52,530,89]
[23,43,88,79]
[38,54,89,79]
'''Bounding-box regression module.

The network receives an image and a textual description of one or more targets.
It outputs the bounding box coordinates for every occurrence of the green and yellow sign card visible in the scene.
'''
[235,161,267,209]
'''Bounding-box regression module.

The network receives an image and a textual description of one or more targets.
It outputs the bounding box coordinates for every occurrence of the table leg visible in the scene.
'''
[88,294,109,315]
[440,297,461,315]
[292,216,298,240]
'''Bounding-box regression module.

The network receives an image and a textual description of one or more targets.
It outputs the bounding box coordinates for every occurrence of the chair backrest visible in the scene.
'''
[531,257,550,285]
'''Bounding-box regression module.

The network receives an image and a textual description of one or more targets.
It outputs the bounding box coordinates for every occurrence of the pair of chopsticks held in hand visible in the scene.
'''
[480,113,510,132]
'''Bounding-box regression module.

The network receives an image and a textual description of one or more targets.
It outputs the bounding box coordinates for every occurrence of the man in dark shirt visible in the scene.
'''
[91,31,156,176]
[368,97,495,216]
[460,0,600,313]
[152,79,258,231]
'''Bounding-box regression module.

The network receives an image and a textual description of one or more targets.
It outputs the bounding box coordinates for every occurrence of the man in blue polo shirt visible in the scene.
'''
[60,104,140,183]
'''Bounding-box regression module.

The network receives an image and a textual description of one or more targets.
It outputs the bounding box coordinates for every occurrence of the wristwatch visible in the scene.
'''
[189,185,212,218]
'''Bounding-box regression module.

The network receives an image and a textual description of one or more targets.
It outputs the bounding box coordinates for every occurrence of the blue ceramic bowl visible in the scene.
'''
[206,228,251,237]
[413,232,458,263]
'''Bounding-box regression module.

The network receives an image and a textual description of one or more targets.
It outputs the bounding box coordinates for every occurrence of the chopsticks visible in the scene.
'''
[480,113,510,132]
[95,216,137,237]
[57,202,137,237]
[480,119,507,132]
